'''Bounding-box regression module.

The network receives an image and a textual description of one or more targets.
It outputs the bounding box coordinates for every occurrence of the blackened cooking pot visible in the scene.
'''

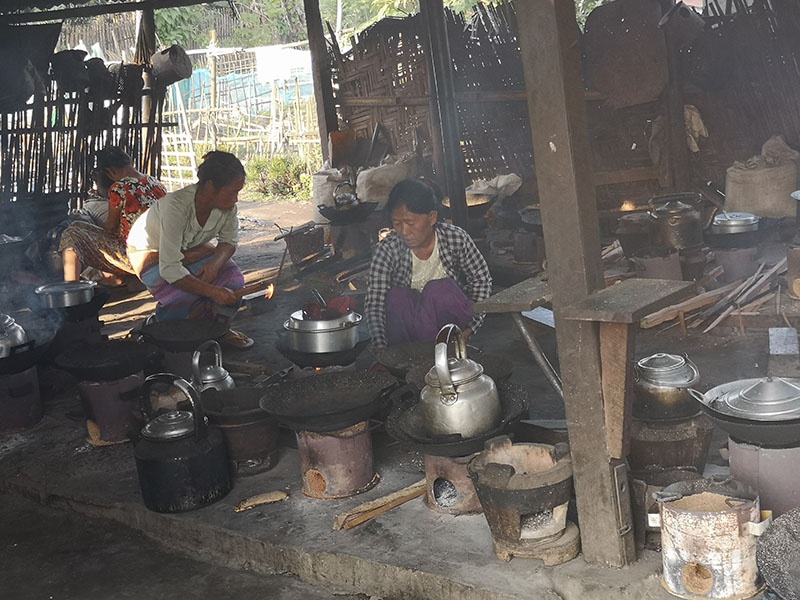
[138,319,228,353]
[633,353,701,421]
[134,374,231,513]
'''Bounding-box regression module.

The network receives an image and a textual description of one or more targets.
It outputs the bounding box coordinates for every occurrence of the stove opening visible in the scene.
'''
[432,477,458,507]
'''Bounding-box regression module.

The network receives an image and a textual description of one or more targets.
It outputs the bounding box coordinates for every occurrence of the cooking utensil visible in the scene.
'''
[649,193,704,250]
[689,377,800,446]
[385,379,529,457]
[138,319,228,353]
[35,280,97,308]
[54,340,161,381]
[191,340,235,393]
[258,370,399,432]
[134,373,231,513]
[275,334,369,369]
[633,352,701,421]
[283,310,362,354]
[418,324,502,438]
[0,314,27,358]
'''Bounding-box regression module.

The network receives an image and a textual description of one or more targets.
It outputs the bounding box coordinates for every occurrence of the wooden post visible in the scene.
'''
[419,0,468,228]
[516,0,636,566]
[663,7,690,190]
[304,0,338,164]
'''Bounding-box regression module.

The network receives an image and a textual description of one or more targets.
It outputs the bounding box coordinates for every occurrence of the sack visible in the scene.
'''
[356,155,416,208]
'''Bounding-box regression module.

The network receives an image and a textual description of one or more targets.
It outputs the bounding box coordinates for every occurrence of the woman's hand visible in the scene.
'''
[211,286,239,306]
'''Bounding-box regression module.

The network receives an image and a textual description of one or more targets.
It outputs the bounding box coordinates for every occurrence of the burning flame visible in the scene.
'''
[620,201,638,212]
[265,283,275,300]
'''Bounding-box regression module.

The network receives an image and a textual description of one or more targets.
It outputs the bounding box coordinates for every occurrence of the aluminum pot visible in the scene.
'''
[0,314,27,358]
[633,352,701,421]
[283,310,361,354]
[35,280,96,308]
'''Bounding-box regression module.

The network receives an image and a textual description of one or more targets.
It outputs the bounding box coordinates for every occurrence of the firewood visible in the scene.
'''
[640,280,740,329]
[332,479,426,531]
[233,490,289,512]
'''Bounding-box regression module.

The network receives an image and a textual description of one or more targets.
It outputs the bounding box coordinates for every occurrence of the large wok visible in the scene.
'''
[137,319,228,353]
[55,339,162,381]
[258,370,400,433]
[385,380,529,457]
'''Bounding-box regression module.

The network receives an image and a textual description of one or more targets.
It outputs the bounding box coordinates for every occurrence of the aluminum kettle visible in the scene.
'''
[0,313,27,358]
[419,324,501,438]
[192,340,235,392]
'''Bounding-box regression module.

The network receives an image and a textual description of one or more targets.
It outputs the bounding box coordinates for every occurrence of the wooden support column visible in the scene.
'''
[663,6,690,190]
[516,0,630,566]
[304,0,338,165]
[419,0,468,228]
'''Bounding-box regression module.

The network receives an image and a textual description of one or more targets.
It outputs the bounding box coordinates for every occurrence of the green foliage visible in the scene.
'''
[155,7,211,48]
[228,0,307,47]
[247,154,312,201]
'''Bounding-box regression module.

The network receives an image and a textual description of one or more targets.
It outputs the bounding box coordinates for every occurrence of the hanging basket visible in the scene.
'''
[50,49,89,93]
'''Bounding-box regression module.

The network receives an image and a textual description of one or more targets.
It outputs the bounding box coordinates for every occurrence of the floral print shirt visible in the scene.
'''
[108,175,167,244]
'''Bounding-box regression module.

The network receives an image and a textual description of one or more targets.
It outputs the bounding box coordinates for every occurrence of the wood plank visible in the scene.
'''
[640,280,741,329]
[304,0,337,165]
[560,278,696,324]
[473,277,551,313]
[599,322,635,459]
[332,479,426,531]
[517,0,635,566]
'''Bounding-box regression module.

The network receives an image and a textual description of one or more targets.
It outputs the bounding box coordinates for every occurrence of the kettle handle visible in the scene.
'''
[434,324,468,403]
[192,340,223,386]
[142,373,208,440]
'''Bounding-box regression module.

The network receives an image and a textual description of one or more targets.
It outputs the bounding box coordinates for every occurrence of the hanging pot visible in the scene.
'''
[649,193,704,250]
[151,44,193,89]
[418,324,502,438]
[633,352,700,421]
[134,373,231,513]
[191,340,235,392]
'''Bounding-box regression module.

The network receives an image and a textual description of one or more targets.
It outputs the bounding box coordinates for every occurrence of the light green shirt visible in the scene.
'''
[127,183,239,284]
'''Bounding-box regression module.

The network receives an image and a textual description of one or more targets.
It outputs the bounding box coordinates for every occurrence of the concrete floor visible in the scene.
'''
[0,200,791,599]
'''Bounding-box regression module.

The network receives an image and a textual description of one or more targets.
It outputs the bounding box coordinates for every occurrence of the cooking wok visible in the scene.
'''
[259,370,400,433]
[55,339,162,381]
[317,201,378,225]
[0,340,50,375]
[137,319,228,353]
[385,380,529,457]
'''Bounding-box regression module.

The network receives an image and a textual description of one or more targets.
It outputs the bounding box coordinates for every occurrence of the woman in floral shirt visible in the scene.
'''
[60,146,166,285]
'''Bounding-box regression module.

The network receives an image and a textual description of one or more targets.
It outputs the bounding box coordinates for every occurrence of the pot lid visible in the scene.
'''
[425,357,485,388]
[653,199,696,215]
[141,410,195,440]
[34,280,97,295]
[711,212,759,233]
[706,377,800,421]
[636,353,698,385]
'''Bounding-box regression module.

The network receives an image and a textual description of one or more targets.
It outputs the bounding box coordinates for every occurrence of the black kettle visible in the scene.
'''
[134,373,232,513]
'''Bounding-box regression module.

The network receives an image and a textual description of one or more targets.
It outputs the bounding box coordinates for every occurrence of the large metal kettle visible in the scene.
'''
[419,324,502,438]
[0,313,27,358]
[134,373,231,513]
[649,193,704,250]
[192,340,235,392]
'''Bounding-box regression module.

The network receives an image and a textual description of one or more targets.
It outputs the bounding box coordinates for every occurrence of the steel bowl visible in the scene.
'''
[283,310,361,354]
[35,280,97,308]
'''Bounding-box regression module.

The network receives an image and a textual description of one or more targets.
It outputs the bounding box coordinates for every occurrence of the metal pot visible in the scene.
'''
[419,324,502,438]
[633,352,700,421]
[649,193,704,250]
[689,377,800,446]
[192,340,235,392]
[707,212,760,249]
[283,310,361,354]
[134,374,231,513]
[0,314,27,358]
[35,280,96,308]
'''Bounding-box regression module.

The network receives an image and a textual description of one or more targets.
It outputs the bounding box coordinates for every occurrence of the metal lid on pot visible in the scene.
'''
[141,410,195,440]
[283,310,361,332]
[704,377,800,421]
[636,353,698,386]
[711,212,759,234]
[34,280,97,295]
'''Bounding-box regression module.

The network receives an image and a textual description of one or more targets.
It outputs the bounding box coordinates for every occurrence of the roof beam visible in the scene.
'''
[1,0,223,25]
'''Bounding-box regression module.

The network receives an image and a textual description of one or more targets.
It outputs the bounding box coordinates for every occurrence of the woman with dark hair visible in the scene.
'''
[59,145,166,284]
[126,151,252,349]
[364,178,492,348]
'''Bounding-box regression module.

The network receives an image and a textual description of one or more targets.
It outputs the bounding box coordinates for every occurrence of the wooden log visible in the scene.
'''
[640,280,741,328]
[332,479,426,531]
[233,491,288,513]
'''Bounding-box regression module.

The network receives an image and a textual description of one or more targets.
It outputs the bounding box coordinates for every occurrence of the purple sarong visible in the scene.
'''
[385,278,474,346]
[140,255,244,323]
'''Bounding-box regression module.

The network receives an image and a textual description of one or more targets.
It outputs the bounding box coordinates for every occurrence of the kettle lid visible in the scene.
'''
[1,313,16,330]
[141,410,195,440]
[425,357,484,388]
